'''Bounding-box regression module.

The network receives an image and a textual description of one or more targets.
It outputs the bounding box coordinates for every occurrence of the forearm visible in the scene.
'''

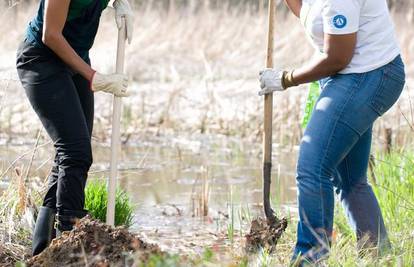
[259,52,349,93]
[284,0,302,18]
[292,54,347,85]
[42,0,95,81]
[43,33,95,81]
[260,20,356,92]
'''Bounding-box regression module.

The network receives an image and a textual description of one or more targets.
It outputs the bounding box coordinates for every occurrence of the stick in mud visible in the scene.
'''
[245,0,288,253]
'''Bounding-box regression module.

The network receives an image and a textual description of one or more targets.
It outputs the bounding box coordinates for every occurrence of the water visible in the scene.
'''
[0,134,298,255]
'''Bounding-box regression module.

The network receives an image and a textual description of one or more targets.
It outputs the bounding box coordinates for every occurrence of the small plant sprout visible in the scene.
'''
[227,185,235,245]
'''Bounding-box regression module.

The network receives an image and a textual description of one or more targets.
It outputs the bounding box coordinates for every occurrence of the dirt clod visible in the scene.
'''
[245,217,288,252]
[27,216,163,267]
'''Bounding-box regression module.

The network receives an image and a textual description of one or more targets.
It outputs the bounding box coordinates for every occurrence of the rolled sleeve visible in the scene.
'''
[322,0,360,35]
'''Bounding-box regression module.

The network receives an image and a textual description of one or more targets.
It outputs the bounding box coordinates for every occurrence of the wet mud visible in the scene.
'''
[245,217,288,252]
[27,217,163,267]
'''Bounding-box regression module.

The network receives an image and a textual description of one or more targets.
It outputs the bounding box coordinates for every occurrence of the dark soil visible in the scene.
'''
[245,217,288,252]
[27,216,163,267]
[0,246,15,267]
[0,243,29,267]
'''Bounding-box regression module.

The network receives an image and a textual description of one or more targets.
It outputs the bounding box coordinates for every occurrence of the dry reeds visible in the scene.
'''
[0,1,413,148]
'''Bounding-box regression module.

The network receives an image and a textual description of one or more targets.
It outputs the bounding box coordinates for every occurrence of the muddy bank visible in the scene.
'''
[27,217,164,267]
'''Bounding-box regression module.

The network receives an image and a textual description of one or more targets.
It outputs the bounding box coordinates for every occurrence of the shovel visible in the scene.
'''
[245,2,287,250]
[262,0,277,225]
[106,17,127,227]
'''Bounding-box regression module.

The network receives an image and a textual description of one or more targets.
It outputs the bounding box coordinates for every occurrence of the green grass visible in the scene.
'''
[366,151,414,265]
[137,254,182,267]
[281,151,414,266]
[80,151,414,266]
[84,180,134,227]
[295,150,414,266]
[204,150,414,266]
[227,187,235,245]
[4,151,414,267]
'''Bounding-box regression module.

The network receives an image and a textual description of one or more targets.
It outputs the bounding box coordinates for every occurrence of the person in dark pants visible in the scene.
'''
[258,0,405,265]
[16,0,134,256]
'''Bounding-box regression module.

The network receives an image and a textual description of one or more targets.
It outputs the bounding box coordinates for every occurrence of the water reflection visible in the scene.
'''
[0,134,298,254]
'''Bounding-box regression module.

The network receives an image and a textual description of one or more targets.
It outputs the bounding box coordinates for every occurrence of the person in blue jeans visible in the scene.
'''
[259,0,405,264]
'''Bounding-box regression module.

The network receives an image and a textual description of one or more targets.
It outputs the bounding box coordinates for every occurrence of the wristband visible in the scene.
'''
[281,70,298,89]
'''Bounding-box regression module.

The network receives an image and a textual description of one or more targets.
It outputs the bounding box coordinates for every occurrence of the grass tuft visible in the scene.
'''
[326,151,414,266]
[84,180,134,227]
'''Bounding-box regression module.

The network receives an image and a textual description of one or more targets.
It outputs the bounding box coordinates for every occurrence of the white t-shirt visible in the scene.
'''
[300,0,400,74]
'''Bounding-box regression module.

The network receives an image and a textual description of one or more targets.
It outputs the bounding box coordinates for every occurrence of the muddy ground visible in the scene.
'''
[0,243,29,267]
[26,217,164,267]
[245,217,288,253]
[0,215,289,267]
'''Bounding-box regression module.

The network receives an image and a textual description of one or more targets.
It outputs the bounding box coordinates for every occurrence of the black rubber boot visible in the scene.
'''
[55,209,88,237]
[32,206,56,256]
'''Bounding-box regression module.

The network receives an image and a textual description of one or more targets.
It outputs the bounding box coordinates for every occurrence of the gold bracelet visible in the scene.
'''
[282,70,298,89]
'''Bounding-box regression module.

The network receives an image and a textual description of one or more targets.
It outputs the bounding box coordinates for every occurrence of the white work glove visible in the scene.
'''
[91,72,130,97]
[258,69,297,96]
[258,69,285,96]
[113,0,134,44]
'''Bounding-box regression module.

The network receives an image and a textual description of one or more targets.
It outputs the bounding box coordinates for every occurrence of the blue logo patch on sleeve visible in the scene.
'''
[333,15,347,29]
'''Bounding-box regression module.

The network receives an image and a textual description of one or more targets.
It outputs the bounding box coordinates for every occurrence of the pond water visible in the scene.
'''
[0,134,298,256]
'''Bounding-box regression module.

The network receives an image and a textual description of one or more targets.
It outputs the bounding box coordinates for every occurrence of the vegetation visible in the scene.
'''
[326,151,414,266]
[1,0,413,145]
[85,180,135,227]
[8,0,411,13]
[126,150,414,266]
[0,0,413,266]
[253,151,414,266]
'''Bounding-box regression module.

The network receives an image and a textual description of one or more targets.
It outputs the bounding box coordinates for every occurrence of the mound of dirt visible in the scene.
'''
[245,217,288,252]
[27,216,163,267]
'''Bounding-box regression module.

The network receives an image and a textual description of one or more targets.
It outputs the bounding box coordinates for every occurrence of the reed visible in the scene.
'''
[0,1,413,147]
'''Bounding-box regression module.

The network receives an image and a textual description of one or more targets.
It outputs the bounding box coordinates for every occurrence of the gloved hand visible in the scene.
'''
[91,72,130,97]
[258,69,297,96]
[113,0,134,44]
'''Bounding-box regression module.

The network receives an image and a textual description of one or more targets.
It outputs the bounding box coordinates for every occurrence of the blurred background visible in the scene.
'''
[1,0,413,145]
[0,0,414,263]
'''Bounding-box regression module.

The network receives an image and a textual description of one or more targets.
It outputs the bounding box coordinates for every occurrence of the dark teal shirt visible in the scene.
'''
[26,0,111,63]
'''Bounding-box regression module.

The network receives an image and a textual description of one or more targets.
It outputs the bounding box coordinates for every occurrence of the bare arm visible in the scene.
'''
[42,0,95,81]
[292,33,356,84]
[284,0,302,18]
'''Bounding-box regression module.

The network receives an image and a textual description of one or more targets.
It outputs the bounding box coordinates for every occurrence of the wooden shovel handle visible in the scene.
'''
[264,0,275,163]
[107,17,127,227]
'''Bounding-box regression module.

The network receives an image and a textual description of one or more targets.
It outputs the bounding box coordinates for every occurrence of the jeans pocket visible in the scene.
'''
[370,65,405,116]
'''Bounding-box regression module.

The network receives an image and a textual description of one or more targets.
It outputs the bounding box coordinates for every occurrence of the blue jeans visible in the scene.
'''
[293,55,405,263]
